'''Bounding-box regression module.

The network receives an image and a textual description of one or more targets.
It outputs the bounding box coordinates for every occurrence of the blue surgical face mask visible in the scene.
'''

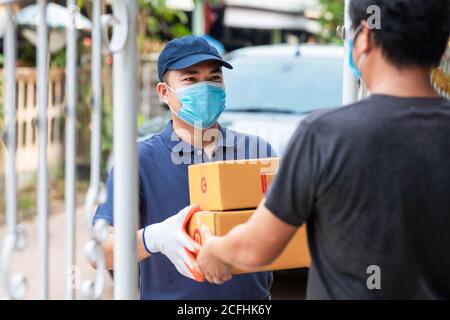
[166,81,226,129]
[347,25,366,78]
[348,38,362,78]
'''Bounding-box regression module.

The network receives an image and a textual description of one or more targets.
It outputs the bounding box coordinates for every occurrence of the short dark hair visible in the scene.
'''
[162,71,170,84]
[350,0,449,68]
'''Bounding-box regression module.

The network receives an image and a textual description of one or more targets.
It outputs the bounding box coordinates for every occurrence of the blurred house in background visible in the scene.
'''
[167,0,322,50]
[0,66,65,189]
[14,68,65,187]
[0,1,90,190]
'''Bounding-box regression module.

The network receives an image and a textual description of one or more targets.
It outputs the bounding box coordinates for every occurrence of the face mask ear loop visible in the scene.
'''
[351,24,367,77]
[167,103,177,115]
[351,24,363,43]
[164,82,177,95]
[356,28,374,76]
[164,82,180,115]
[361,29,375,65]
[357,53,367,71]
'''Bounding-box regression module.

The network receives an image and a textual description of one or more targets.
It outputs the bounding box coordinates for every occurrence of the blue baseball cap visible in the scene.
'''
[157,35,233,81]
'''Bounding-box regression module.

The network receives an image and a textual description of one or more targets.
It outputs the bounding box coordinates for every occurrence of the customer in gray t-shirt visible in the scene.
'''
[264,95,450,299]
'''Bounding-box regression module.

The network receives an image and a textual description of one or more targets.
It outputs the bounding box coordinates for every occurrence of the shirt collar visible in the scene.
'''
[160,120,236,153]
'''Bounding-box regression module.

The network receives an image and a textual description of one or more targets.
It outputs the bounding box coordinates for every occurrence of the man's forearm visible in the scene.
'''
[207,204,298,270]
[98,228,151,270]
[209,223,265,270]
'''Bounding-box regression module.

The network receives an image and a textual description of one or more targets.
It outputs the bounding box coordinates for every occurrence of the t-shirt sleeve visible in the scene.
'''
[93,143,148,227]
[265,121,319,227]
[93,169,115,226]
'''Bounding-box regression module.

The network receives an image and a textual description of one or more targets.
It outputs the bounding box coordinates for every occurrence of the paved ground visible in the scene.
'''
[0,197,114,300]
[0,197,306,300]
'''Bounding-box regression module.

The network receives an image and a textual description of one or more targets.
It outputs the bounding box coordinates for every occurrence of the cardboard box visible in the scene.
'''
[186,209,311,273]
[188,158,280,211]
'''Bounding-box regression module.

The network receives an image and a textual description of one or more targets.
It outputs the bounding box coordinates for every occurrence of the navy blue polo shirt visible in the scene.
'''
[94,120,276,300]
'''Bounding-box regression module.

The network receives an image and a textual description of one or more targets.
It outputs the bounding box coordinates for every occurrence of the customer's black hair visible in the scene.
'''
[350,0,449,68]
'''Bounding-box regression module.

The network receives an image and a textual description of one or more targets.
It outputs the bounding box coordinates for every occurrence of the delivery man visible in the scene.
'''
[93,36,275,299]
[197,0,450,299]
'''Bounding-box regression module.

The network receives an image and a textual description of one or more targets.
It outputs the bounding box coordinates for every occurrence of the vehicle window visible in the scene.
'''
[224,56,343,114]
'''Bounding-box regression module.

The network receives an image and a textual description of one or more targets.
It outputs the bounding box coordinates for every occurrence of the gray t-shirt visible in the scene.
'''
[265,94,450,299]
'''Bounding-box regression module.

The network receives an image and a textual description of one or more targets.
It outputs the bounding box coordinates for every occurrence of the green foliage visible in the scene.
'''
[50,49,66,67]
[18,187,37,220]
[139,0,191,40]
[318,0,345,44]
[101,101,113,174]
[0,74,3,133]
[168,24,191,38]
[77,0,86,9]
[137,112,146,128]
[17,41,36,66]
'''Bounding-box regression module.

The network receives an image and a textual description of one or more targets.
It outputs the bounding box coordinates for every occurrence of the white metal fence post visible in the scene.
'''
[36,0,49,300]
[112,0,139,300]
[1,1,28,300]
[192,0,205,36]
[81,0,108,300]
[64,0,78,300]
[342,0,358,105]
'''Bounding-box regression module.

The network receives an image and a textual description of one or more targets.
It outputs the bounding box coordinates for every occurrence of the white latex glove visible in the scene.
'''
[143,205,204,281]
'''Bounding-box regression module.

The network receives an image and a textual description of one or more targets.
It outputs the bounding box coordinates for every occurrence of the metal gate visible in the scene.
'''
[1,0,138,300]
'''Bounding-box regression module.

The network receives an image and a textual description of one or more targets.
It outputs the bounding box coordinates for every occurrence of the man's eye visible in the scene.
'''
[183,77,196,82]
[211,76,222,81]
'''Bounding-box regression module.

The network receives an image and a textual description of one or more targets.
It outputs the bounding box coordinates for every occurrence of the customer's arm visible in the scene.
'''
[216,200,297,269]
[197,199,298,283]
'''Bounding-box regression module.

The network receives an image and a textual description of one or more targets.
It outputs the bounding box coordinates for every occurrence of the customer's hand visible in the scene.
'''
[197,226,233,284]
[143,205,203,281]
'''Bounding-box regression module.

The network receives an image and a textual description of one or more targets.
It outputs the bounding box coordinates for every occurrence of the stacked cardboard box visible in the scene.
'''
[187,158,311,274]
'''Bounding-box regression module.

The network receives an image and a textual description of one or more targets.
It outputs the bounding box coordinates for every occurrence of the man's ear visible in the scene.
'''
[156,82,170,104]
[357,21,374,55]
